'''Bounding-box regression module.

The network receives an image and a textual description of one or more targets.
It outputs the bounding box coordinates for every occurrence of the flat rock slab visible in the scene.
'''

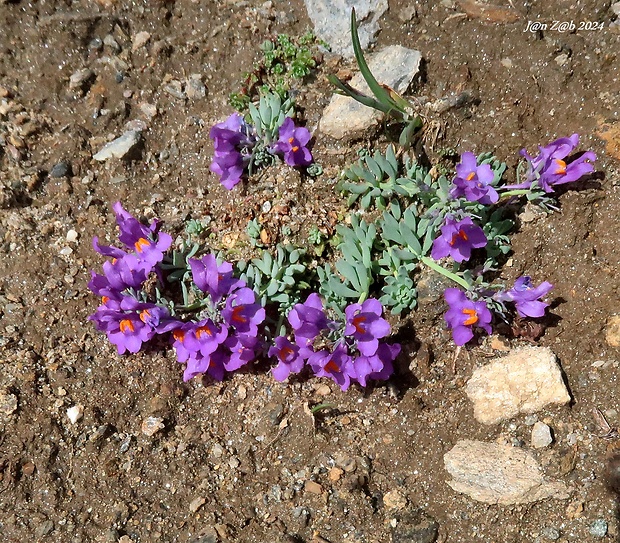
[319,45,422,139]
[466,346,571,425]
[304,0,387,57]
[444,440,570,505]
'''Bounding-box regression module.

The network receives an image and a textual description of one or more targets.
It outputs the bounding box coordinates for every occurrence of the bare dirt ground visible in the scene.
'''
[1,1,620,542]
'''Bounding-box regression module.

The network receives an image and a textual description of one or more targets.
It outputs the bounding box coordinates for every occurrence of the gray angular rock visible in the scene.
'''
[444,440,570,505]
[465,346,571,425]
[531,421,553,448]
[93,130,141,161]
[304,0,387,57]
[319,45,421,139]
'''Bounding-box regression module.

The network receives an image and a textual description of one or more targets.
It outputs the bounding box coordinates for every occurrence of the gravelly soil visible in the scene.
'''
[1,1,620,542]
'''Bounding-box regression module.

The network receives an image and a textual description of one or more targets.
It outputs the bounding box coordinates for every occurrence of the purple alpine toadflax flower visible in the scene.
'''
[271,117,313,167]
[209,113,257,190]
[277,294,399,390]
[189,254,243,304]
[449,152,499,204]
[431,216,487,263]
[444,288,493,346]
[507,134,596,193]
[500,276,553,318]
[93,202,172,266]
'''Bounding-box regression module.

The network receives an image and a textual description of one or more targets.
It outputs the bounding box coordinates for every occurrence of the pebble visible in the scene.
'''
[304,0,387,57]
[531,421,553,448]
[524,414,538,426]
[304,480,323,494]
[66,229,79,243]
[66,404,84,424]
[50,161,71,178]
[35,520,54,538]
[69,68,94,90]
[132,31,151,52]
[444,439,570,504]
[163,79,185,100]
[186,74,207,99]
[93,130,141,161]
[320,45,422,139]
[383,489,408,510]
[189,496,206,513]
[605,315,620,347]
[212,443,224,457]
[140,102,158,120]
[390,507,439,543]
[540,526,560,540]
[589,519,608,538]
[465,346,571,425]
[141,416,165,436]
[0,390,18,415]
[613,2,620,16]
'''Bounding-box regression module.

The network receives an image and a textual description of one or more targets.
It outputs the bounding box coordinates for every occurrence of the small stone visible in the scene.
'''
[69,68,94,90]
[315,384,331,396]
[35,520,54,538]
[391,508,439,543]
[237,385,247,400]
[66,404,84,424]
[328,467,343,482]
[524,414,538,426]
[489,335,510,351]
[540,526,560,540]
[383,489,408,510]
[613,2,620,16]
[186,75,207,99]
[0,390,18,415]
[189,496,206,513]
[465,347,571,425]
[605,315,620,347]
[163,79,185,100]
[211,443,224,458]
[50,161,71,178]
[140,102,158,120]
[589,519,608,538]
[93,130,141,161]
[228,457,240,469]
[500,58,513,68]
[444,439,570,504]
[22,461,35,476]
[66,229,79,243]
[141,416,165,436]
[304,480,323,494]
[555,53,570,66]
[132,31,151,52]
[531,421,553,448]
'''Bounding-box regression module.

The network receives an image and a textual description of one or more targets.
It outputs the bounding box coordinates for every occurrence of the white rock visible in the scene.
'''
[66,404,84,424]
[93,130,141,161]
[141,416,165,437]
[69,68,94,90]
[531,421,553,448]
[465,346,571,425]
[66,229,79,243]
[0,390,18,415]
[132,31,151,52]
[320,45,421,139]
[304,0,388,57]
[444,440,570,505]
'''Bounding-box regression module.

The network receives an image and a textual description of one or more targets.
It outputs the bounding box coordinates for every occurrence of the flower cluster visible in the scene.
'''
[89,204,265,382]
[209,112,313,190]
[270,294,400,390]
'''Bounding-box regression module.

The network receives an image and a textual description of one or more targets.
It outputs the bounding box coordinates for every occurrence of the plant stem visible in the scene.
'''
[420,256,470,290]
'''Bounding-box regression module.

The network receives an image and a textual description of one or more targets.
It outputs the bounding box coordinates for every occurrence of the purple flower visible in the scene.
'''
[351,342,400,387]
[444,288,493,346]
[223,334,260,372]
[271,117,313,167]
[189,254,243,303]
[172,323,228,381]
[269,336,305,381]
[88,254,152,300]
[288,293,330,355]
[308,343,353,391]
[90,298,175,354]
[209,113,257,190]
[344,298,391,356]
[449,152,498,204]
[501,276,553,318]
[431,216,487,263]
[507,134,596,193]
[94,202,172,266]
[222,287,265,338]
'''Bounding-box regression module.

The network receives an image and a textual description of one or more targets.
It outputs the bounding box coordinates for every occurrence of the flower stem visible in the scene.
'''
[420,256,470,290]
